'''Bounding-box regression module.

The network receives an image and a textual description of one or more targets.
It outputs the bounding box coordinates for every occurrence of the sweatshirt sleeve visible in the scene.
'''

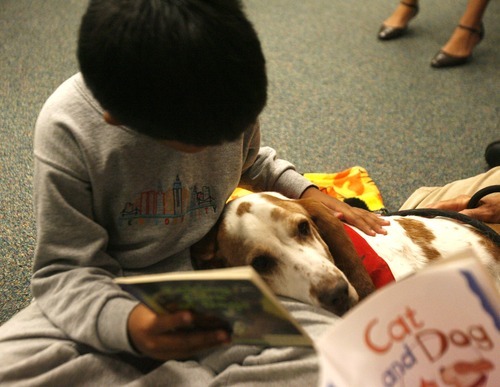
[31,109,139,355]
[32,160,139,354]
[239,121,315,198]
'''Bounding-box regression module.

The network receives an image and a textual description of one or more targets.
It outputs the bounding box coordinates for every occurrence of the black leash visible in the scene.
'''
[389,185,500,247]
[467,185,500,209]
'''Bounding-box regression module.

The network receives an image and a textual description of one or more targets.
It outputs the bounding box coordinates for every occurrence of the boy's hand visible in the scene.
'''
[300,187,389,236]
[127,303,231,361]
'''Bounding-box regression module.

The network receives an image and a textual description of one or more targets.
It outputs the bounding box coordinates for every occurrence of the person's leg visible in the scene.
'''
[0,302,143,385]
[378,0,420,40]
[431,0,490,67]
[0,302,220,386]
[123,300,340,387]
[205,300,340,387]
[399,167,500,210]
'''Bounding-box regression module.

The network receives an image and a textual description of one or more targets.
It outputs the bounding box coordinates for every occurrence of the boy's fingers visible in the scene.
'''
[152,329,231,360]
[369,221,388,236]
[334,209,389,236]
[165,329,230,351]
[129,307,231,360]
[153,311,194,333]
[350,210,389,236]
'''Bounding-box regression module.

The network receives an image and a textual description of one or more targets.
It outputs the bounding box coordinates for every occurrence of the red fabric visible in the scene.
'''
[342,224,395,289]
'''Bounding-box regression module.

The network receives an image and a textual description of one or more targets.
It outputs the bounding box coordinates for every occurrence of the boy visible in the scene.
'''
[0,0,386,385]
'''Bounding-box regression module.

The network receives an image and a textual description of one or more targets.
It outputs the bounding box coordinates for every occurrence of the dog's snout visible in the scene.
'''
[317,280,352,316]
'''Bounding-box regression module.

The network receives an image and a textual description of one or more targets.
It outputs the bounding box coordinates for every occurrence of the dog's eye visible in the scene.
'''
[297,220,310,237]
[251,255,276,274]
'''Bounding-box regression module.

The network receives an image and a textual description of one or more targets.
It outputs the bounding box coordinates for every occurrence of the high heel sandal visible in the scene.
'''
[378,1,420,41]
[430,23,485,68]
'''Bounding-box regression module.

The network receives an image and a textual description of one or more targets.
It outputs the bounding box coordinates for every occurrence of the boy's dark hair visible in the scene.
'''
[78,0,267,145]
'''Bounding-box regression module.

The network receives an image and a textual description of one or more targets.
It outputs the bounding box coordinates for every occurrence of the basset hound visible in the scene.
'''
[191,192,500,316]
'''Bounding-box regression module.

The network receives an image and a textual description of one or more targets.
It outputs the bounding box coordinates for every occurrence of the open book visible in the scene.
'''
[316,253,500,387]
[115,266,312,347]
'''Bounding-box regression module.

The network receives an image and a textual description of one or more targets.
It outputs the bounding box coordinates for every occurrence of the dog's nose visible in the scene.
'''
[318,280,351,316]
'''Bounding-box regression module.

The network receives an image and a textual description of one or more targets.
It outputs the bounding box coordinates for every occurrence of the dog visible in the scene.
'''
[191,192,500,316]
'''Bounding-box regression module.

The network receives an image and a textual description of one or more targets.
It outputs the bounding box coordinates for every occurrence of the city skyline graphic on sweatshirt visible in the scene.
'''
[120,175,217,226]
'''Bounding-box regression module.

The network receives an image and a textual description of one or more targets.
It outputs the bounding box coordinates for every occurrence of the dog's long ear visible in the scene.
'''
[190,221,228,270]
[297,199,376,300]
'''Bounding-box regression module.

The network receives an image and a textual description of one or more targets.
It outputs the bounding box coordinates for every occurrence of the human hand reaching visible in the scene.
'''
[300,187,389,236]
[427,194,500,224]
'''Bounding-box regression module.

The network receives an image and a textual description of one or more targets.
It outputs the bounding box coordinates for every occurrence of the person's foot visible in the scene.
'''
[378,1,419,40]
[485,140,500,169]
[442,24,484,57]
[430,24,484,68]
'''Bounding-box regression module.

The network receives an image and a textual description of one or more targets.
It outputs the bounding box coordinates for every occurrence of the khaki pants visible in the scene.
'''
[400,167,500,210]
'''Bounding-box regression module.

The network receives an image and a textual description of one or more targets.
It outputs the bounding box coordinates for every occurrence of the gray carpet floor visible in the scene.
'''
[1,0,499,324]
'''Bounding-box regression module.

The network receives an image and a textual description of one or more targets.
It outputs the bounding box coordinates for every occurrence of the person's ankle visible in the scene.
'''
[383,2,418,28]
[441,26,482,57]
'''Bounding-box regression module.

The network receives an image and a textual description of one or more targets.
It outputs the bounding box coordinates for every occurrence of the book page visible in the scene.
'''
[316,253,500,387]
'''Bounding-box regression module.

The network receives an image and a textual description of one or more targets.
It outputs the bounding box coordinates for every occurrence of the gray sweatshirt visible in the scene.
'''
[31,73,314,355]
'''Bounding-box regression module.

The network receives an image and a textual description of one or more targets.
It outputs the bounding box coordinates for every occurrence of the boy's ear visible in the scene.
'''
[103,111,122,126]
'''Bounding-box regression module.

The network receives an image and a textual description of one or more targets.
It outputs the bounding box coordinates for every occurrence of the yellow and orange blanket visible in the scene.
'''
[229,166,385,212]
